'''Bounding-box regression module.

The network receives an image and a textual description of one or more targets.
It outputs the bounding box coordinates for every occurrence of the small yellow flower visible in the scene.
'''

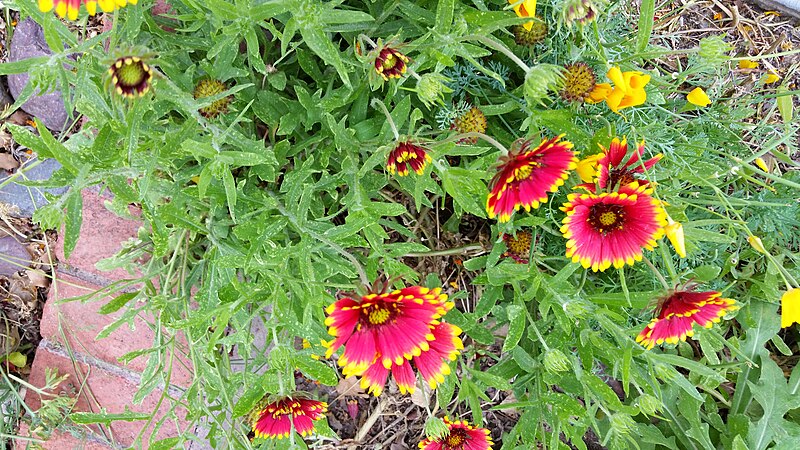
[748,236,767,254]
[781,288,800,328]
[604,67,650,112]
[763,71,781,84]
[575,153,603,183]
[509,0,537,31]
[687,87,711,107]
[738,60,758,70]
[586,83,612,104]
[754,157,769,173]
[664,217,686,258]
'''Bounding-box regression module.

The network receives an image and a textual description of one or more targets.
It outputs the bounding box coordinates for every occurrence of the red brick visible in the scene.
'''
[55,190,141,281]
[23,346,190,449]
[41,274,193,388]
[14,422,112,450]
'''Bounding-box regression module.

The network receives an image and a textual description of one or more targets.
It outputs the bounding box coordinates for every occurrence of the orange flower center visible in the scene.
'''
[505,232,532,254]
[588,204,625,234]
[444,428,469,448]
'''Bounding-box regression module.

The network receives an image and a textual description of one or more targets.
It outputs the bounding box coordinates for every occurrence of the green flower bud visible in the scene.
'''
[609,413,635,437]
[697,35,733,68]
[653,364,676,382]
[636,394,662,416]
[543,348,571,374]
[524,64,564,107]
[416,73,452,108]
[424,416,450,441]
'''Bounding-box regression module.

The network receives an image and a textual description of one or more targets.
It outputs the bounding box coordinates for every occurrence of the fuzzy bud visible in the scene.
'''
[610,413,635,436]
[697,35,733,68]
[563,0,598,26]
[524,64,565,106]
[543,348,571,374]
[424,416,450,441]
[636,394,662,416]
[416,73,452,108]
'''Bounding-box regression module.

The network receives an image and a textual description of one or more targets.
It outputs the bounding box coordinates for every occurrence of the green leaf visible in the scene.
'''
[299,26,351,88]
[150,438,181,450]
[99,292,139,315]
[295,357,339,386]
[435,0,454,31]
[440,167,487,218]
[63,190,83,260]
[70,410,150,424]
[469,369,512,391]
[232,374,273,418]
[503,304,525,353]
[776,84,793,125]
[637,0,655,52]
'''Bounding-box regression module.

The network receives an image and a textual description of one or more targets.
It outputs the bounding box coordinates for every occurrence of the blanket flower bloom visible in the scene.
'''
[561,183,667,272]
[596,138,662,191]
[509,0,537,31]
[419,417,493,450]
[324,285,463,396]
[487,135,577,222]
[781,288,800,328]
[374,46,409,80]
[109,56,153,98]
[636,288,738,349]
[502,230,532,264]
[387,142,431,176]
[250,396,327,439]
[39,0,134,20]
[588,67,650,112]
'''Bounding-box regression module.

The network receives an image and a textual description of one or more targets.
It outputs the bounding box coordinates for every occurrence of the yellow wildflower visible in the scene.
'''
[763,71,781,84]
[509,0,537,31]
[586,83,612,104]
[738,60,758,70]
[664,217,686,258]
[575,153,603,183]
[604,67,650,112]
[754,157,769,173]
[748,236,767,254]
[781,288,800,328]
[687,87,711,107]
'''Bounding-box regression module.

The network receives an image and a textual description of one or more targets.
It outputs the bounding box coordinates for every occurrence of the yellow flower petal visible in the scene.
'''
[665,218,686,258]
[575,153,603,183]
[748,236,766,254]
[606,67,626,92]
[754,157,769,173]
[586,83,612,103]
[763,71,780,84]
[781,288,800,328]
[687,87,712,107]
[738,60,758,69]
[38,0,54,13]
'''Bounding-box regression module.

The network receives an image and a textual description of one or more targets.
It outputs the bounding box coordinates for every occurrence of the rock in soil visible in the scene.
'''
[7,17,72,132]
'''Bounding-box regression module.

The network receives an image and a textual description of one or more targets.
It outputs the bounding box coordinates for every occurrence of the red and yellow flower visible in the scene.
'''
[374,46,410,80]
[486,135,577,223]
[249,396,327,439]
[387,142,431,176]
[324,286,463,396]
[636,288,738,349]
[596,137,662,191]
[561,183,667,272]
[419,417,493,450]
[38,0,134,21]
[109,56,153,98]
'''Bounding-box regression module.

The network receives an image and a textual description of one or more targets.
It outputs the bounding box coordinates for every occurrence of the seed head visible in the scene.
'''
[560,63,597,102]
[193,79,231,118]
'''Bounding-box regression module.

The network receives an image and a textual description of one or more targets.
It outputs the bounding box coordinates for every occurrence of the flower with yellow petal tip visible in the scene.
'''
[387,141,431,176]
[738,60,758,69]
[687,87,711,107]
[575,153,603,183]
[39,0,135,20]
[108,56,153,98]
[604,67,650,112]
[509,0,537,31]
[249,396,327,439]
[418,417,493,450]
[637,287,738,350]
[763,71,781,84]
[781,288,800,328]
[664,217,686,258]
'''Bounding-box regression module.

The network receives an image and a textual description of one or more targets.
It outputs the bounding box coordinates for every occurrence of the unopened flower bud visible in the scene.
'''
[424,416,450,441]
[416,73,452,108]
[748,236,767,254]
[543,348,571,374]
[610,413,635,436]
[636,394,662,416]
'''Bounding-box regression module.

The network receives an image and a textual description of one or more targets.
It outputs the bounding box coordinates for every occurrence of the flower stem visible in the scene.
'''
[404,244,484,258]
[642,256,671,291]
[438,131,509,156]
[461,34,530,73]
[371,98,400,140]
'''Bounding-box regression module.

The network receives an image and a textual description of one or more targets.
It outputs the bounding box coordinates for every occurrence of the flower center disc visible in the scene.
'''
[363,304,394,325]
[514,164,535,181]
[588,204,625,234]
[117,61,146,87]
[609,168,635,188]
[382,53,396,70]
[445,429,468,448]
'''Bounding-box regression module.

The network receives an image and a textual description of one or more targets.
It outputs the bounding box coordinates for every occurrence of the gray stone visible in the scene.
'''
[7,17,71,132]
[0,158,66,217]
[0,235,31,276]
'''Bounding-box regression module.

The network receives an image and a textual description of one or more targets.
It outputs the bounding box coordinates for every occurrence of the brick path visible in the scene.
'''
[14,190,199,450]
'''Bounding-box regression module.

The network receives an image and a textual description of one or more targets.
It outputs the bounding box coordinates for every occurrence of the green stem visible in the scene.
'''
[371,98,400,140]
[404,244,484,258]
[642,256,670,291]
[461,34,530,73]
[437,131,509,155]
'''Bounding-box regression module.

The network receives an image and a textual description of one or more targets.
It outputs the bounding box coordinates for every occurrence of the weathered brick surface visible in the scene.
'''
[14,422,112,450]
[21,346,189,449]
[54,190,141,281]
[40,274,193,388]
